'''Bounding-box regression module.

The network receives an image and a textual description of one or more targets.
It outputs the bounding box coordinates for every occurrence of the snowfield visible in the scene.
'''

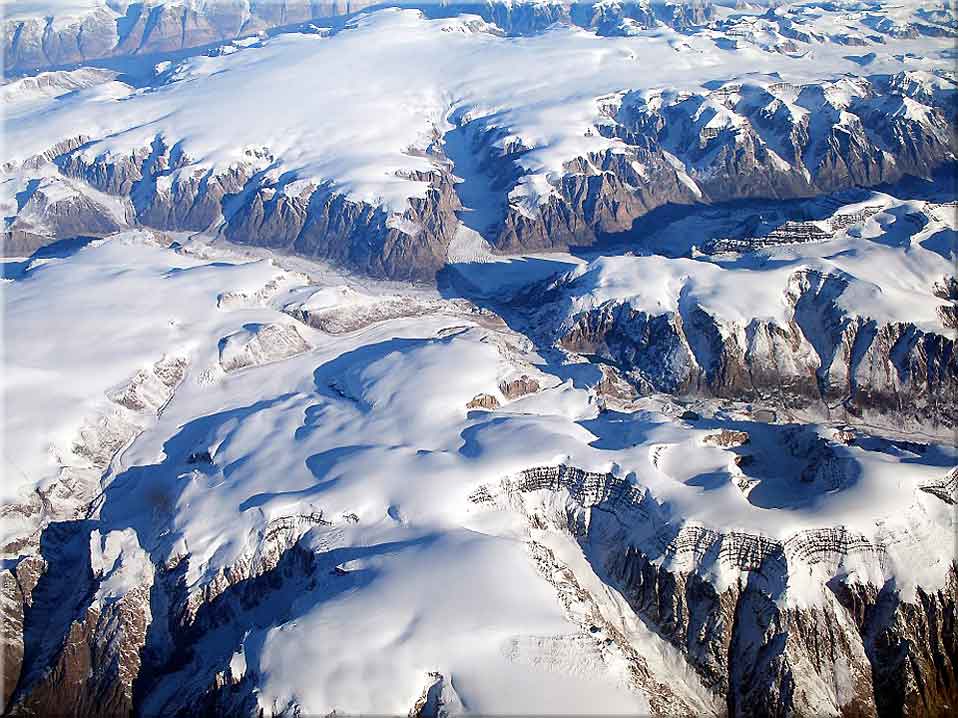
[3,222,955,714]
[5,6,956,216]
[543,194,954,334]
[2,2,957,716]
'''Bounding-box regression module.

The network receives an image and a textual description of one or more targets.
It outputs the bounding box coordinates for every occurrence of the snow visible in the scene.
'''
[542,193,953,335]
[5,6,956,219]
[1,68,120,108]
[89,527,154,603]
[553,254,792,324]
[3,3,957,711]
[293,285,374,312]
[0,231,309,503]
[218,323,310,372]
[260,528,650,715]
[3,216,955,711]
[1,0,109,22]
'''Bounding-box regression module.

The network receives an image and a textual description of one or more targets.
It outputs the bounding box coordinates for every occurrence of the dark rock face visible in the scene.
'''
[489,76,956,256]
[560,301,699,394]
[57,135,240,231]
[570,0,713,36]
[537,267,957,427]
[449,0,571,35]
[920,467,958,505]
[5,20,956,280]
[234,166,461,281]
[1,228,62,258]
[829,573,958,718]
[3,512,327,717]
[440,0,713,36]
[935,276,958,330]
[3,1,718,75]
[0,355,187,716]
[5,180,125,244]
[609,548,958,718]
[3,1,382,74]
[499,374,540,399]
[46,132,461,280]
[492,144,702,253]
[1,556,45,710]
[474,464,958,718]
[3,521,151,718]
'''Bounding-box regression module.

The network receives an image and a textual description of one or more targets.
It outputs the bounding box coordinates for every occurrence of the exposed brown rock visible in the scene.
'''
[466,393,500,410]
[833,428,857,445]
[703,429,750,448]
[498,375,540,400]
[920,467,958,505]
[539,267,958,427]
[474,463,958,718]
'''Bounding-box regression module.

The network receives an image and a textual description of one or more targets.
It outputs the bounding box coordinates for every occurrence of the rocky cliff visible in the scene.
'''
[528,264,957,428]
[5,7,955,281]
[473,463,958,717]
[7,72,954,279]
[3,0,716,75]
[490,74,957,254]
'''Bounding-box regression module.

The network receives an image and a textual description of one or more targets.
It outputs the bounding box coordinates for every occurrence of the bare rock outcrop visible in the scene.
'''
[218,323,310,373]
[920,467,958,505]
[6,505,331,717]
[534,267,957,427]
[408,671,464,718]
[703,429,750,448]
[1,355,187,713]
[5,526,154,718]
[472,464,958,717]
[466,393,500,410]
[498,374,540,400]
[7,55,955,280]
[488,76,955,256]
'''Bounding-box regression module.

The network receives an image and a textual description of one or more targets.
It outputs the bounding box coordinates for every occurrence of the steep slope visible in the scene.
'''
[518,194,957,428]
[3,230,956,716]
[2,3,956,715]
[2,0,720,75]
[3,5,956,278]
[474,462,958,717]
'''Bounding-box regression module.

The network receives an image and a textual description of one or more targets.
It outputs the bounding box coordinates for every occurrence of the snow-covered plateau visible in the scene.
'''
[2,2,957,717]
